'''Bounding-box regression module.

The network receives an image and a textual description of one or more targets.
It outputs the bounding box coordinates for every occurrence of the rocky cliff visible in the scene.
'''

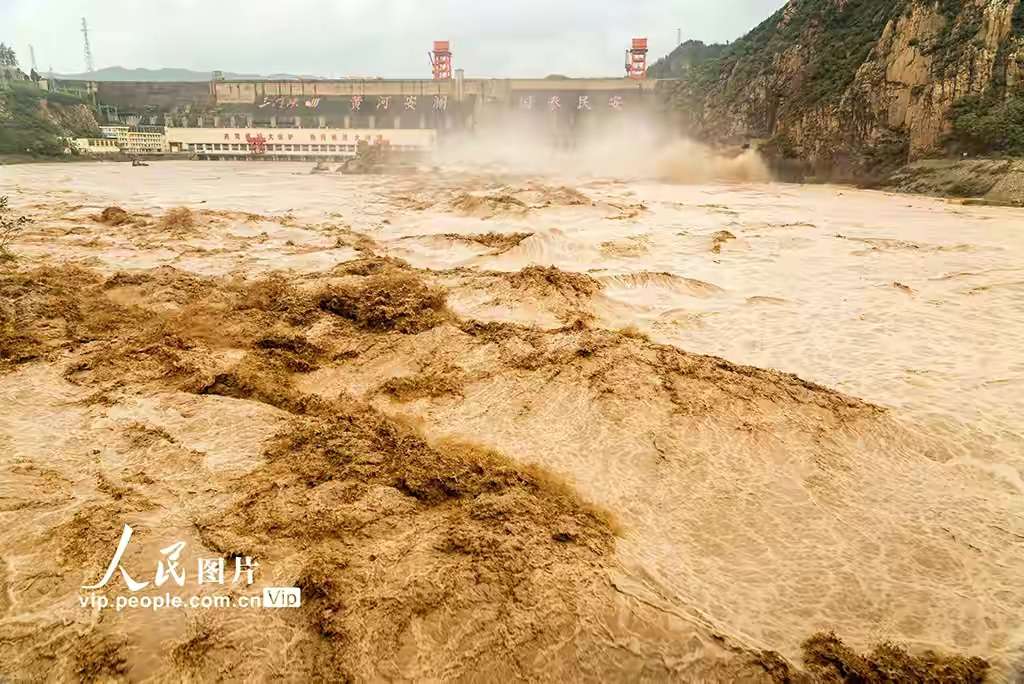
[659,0,1024,180]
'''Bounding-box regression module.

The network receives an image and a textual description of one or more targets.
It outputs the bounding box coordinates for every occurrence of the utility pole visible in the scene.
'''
[81,18,94,73]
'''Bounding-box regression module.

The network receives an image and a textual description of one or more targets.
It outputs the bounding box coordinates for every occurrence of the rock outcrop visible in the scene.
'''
[658,0,1024,180]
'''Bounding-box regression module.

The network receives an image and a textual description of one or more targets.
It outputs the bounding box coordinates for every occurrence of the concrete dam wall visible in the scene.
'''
[82,76,666,133]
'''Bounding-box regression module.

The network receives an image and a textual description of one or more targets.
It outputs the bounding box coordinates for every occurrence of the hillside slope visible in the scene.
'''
[0,83,100,156]
[648,40,727,78]
[659,0,1024,180]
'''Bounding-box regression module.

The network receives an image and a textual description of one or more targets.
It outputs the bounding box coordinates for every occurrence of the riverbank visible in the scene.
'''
[882,158,1024,206]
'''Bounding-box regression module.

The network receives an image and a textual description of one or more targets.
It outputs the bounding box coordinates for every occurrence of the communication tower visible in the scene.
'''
[82,18,95,73]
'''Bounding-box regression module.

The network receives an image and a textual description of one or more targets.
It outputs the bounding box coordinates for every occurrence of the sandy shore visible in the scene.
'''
[0,161,1020,681]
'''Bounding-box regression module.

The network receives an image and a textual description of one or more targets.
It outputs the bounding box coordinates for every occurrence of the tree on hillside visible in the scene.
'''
[0,44,17,67]
[951,94,1024,155]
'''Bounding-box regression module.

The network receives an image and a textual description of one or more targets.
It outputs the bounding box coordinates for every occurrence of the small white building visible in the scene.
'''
[99,125,128,139]
[165,126,436,160]
[89,125,167,155]
[117,127,167,155]
[71,137,120,155]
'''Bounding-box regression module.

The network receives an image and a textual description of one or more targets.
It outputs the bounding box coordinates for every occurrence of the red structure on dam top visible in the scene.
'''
[430,41,452,80]
[626,37,648,79]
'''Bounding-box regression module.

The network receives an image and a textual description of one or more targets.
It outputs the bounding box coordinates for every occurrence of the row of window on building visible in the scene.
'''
[220,131,384,143]
[71,137,163,155]
[95,126,167,153]
[189,142,370,153]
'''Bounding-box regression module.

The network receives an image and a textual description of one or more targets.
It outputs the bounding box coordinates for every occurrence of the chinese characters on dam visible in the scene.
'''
[252,92,633,114]
[518,94,626,111]
[258,94,451,111]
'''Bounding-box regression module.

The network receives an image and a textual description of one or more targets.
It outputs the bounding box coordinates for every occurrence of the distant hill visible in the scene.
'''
[53,66,325,82]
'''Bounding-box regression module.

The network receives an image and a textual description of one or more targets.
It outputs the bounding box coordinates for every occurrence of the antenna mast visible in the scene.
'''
[81,18,94,73]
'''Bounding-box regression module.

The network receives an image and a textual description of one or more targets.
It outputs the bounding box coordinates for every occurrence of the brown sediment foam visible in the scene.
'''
[0,265,145,369]
[440,231,534,252]
[95,206,132,226]
[318,271,448,333]
[373,364,466,402]
[449,191,527,219]
[746,295,790,305]
[196,350,325,415]
[330,254,411,277]
[176,332,637,679]
[331,226,379,254]
[391,193,437,211]
[95,206,227,239]
[92,206,274,253]
[2,262,860,416]
[600,271,725,297]
[397,231,535,255]
[607,201,648,220]
[254,333,324,373]
[232,272,320,324]
[600,234,651,257]
[158,207,196,233]
[836,234,924,252]
[54,501,151,572]
[196,415,622,679]
[0,261,998,681]
[711,230,737,253]
[447,184,594,219]
[73,631,130,681]
[801,632,990,683]
[520,183,592,207]
[169,618,218,673]
[437,265,605,327]
[201,209,265,223]
[503,264,602,297]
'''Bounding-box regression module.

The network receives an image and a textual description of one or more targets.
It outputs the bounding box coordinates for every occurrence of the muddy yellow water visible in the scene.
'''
[1,161,1021,679]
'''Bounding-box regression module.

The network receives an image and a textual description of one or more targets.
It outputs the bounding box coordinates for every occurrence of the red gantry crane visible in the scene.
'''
[626,37,648,79]
[430,41,452,80]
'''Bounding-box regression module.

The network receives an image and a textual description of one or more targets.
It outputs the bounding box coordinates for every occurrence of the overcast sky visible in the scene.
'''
[3,0,787,78]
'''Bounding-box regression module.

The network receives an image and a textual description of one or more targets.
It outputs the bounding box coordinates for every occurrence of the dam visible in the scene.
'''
[53,73,665,159]
[58,74,663,159]
[79,74,661,129]
[45,37,668,160]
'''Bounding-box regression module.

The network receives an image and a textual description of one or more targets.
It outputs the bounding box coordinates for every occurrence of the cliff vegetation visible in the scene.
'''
[0,82,100,157]
[657,0,1024,180]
